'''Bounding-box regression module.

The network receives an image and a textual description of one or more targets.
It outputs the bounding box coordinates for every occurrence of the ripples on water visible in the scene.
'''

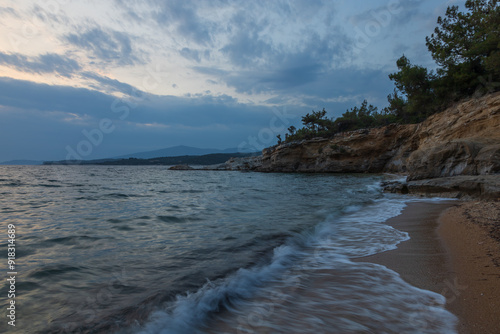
[0,166,456,333]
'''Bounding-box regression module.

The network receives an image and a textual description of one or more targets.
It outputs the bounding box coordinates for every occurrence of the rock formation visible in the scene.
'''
[383,175,500,200]
[168,164,195,170]
[255,92,500,182]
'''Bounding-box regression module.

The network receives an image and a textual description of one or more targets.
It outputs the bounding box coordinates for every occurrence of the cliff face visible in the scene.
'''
[258,124,416,173]
[257,92,500,180]
[402,93,500,180]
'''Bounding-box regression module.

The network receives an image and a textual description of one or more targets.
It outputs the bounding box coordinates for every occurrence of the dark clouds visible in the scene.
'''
[0,77,300,160]
[81,72,140,96]
[65,28,145,66]
[0,52,81,77]
[218,2,348,67]
[158,2,213,45]
[180,1,354,98]
[0,77,113,116]
[0,0,467,161]
[106,0,411,101]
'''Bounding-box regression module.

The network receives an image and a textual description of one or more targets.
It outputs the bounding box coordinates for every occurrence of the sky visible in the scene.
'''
[0,0,466,161]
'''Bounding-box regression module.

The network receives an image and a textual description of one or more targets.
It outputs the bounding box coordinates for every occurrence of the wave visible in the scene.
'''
[131,244,300,334]
[157,215,203,223]
[28,264,85,279]
[126,196,456,334]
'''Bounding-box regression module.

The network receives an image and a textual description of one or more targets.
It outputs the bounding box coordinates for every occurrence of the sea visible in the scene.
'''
[0,165,457,334]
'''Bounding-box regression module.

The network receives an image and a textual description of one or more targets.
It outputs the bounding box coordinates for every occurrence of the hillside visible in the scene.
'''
[112,145,242,160]
[44,152,256,166]
[255,92,499,177]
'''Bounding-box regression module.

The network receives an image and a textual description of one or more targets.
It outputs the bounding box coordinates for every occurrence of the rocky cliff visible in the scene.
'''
[256,92,500,182]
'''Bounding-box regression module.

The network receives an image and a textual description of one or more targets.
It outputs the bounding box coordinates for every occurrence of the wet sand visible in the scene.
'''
[358,201,500,334]
[438,201,500,334]
[205,200,500,333]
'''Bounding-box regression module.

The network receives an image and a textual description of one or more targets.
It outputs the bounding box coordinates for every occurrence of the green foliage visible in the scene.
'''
[333,100,380,132]
[301,108,335,132]
[387,55,435,122]
[285,101,393,142]
[281,1,499,145]
[425,0,500,98]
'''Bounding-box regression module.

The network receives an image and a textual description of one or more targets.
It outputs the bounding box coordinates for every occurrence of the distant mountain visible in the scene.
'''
[44,152,259,166]
[0,160,43,165]
[112,145,245,160]
[4,146,257,166]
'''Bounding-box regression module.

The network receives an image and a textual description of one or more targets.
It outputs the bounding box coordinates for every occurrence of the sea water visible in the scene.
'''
[0,166,457,333]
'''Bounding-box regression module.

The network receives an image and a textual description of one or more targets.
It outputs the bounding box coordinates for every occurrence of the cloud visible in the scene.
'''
[0,76,292,132]
[347,0,419,27]
[0,52,81,77]
[173,1,354,98]
[0,6,19,18]
[30,3,70,26]
[114,0,218,44]
[179,48,210,63]
[1,0,461,161]
[0,76,300,160]
[152,1,215,45]
[81,72,140,96]
[65,27,145,66]
[195,26,353,96]
[219,11,274,68]
[0,76,113,117]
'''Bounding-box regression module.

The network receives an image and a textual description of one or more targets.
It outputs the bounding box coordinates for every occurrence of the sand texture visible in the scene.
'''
[360,200,500,334]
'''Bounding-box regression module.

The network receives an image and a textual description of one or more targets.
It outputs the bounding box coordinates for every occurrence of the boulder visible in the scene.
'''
[168,165,194,170]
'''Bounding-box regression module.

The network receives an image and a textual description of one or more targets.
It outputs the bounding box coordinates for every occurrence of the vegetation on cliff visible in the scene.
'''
[285,0,499,143]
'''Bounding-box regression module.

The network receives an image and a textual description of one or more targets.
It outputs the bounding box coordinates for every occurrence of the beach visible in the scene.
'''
[3,165,498,333]
[359,200,500,334]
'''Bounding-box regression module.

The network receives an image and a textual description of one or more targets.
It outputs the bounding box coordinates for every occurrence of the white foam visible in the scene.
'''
[304,198,410,265]
[383,173,408,183]
[131,194,458,334]
[227,261,457,334]
[133,241,304,334]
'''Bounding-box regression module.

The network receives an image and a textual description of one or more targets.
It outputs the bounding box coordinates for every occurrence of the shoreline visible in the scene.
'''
[439,201,500,334]
[356,200,500,334]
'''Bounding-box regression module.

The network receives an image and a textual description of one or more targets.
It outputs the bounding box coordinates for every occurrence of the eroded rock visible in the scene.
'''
[256,92,500,180]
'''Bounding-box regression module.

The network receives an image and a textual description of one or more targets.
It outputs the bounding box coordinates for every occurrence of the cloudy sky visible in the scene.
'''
[0,0,465,161]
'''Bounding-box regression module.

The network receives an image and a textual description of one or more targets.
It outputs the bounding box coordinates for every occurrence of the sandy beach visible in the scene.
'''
[359,200,500,334]
[198,199,500,334]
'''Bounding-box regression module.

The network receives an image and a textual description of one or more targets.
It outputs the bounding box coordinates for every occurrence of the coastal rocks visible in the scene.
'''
[381,180,409,194]
[383,175,500,200]
[475,144,500,174]
[168,165,195,170]
[258,125,415,173]
[223,155,263,171]
[200,155,263,171]
[200,163,228,171]
[403,91,500,180]
[257,92,500,179]
[406,140,500,180]
[166,156,263,171]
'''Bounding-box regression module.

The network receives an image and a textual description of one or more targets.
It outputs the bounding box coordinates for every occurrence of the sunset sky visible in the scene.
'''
[0,0,465,161]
